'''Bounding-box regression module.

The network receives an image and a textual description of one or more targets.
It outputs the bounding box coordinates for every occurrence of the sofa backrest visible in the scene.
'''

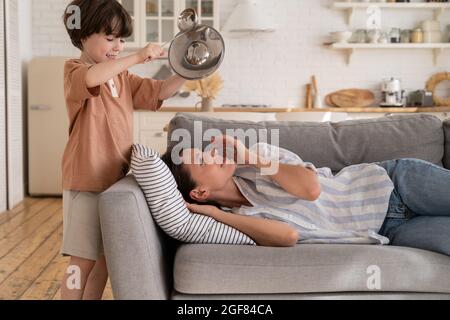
[167,113,446,172]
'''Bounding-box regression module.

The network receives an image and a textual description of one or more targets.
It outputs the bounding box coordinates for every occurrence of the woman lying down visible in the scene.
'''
[161,135,450,256]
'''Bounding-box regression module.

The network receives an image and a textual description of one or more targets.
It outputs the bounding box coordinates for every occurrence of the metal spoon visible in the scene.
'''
[144,8,198,63]
[160,8,198,48]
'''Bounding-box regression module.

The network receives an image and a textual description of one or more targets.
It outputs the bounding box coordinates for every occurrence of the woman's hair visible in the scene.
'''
[161,149,221,208]
[161,150,197,203]
[63,0,133,50]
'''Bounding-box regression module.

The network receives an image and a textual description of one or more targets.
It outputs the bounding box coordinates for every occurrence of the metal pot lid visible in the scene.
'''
[168,25,225,80]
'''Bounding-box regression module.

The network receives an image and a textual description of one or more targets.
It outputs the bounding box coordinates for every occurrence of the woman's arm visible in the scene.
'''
[256,160,321,201]
[213,135,321,201]
[158,74,186,100]
[187,203,299,247]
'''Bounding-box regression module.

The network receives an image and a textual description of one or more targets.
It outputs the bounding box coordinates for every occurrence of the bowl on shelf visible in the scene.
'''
[330,31,353,44]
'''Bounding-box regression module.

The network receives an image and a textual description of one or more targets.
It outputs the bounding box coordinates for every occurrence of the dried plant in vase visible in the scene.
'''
[183,72,224,112]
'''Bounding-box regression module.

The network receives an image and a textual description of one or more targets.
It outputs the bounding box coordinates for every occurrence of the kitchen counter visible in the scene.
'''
[158,106,450,113]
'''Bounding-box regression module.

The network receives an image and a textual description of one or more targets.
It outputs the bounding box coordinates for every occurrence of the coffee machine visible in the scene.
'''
[380,78,406,107]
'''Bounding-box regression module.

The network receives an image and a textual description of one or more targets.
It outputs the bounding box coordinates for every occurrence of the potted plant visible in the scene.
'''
[183,73,224,112]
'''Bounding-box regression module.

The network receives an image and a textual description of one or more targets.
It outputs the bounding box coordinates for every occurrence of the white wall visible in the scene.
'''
[31,0,450,108]
[19,0,32,198]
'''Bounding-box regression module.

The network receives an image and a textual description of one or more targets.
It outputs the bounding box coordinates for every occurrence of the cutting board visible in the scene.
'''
[328,89,375,108]
[325,93,336,107]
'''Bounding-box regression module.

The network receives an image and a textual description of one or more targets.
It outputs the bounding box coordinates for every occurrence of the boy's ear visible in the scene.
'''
[190,188,210,202]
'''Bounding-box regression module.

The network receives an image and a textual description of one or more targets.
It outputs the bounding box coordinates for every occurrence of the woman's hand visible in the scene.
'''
[186,202,220,219]
[210,135,258,165]
[136,43,165,64]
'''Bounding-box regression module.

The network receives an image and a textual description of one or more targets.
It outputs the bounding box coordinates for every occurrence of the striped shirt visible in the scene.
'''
[230,143,395,244]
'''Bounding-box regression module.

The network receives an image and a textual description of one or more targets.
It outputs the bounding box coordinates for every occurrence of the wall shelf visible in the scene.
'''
[333,2,450,25]
[327,43,450,65]
[157,106,450,113]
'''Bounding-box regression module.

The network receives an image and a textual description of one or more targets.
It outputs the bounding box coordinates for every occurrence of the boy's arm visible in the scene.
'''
[187,203,299,247]
[85,54,140,88]
[85,43,164,88]
[159,74,186,100]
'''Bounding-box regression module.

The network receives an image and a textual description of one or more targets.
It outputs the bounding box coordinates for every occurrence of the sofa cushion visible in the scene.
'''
[444,119,450,169]
[130,144,255,245]
[174,244,450,294]
[168,114,445,173]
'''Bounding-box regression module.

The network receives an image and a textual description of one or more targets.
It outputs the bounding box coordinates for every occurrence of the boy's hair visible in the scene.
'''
[63,0,133,50]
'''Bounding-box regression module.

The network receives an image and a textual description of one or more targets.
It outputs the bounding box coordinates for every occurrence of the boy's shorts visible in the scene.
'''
[61,190,103,261]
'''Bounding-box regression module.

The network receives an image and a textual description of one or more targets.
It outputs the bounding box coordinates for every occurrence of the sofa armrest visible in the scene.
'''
[99,175,175,300]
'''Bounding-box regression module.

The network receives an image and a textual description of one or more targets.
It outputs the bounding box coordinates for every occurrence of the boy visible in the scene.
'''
[61,0,186,299]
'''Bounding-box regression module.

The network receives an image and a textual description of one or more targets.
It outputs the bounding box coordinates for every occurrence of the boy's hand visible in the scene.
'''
[136,43,165,64]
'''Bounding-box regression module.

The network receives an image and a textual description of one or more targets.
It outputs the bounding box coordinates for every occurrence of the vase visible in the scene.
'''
[201,97,214,112]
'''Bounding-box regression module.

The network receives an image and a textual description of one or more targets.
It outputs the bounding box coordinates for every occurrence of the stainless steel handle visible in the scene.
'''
[30,105,52,111]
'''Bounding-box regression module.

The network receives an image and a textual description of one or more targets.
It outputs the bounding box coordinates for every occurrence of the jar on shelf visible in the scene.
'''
[354,29,367,43]
[389,28,401,43]
[400,29,411,43]
[379,31,389,44]
[411,28,424,43]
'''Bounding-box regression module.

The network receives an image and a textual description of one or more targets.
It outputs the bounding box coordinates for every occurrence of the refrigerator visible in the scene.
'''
[28,57,70,196]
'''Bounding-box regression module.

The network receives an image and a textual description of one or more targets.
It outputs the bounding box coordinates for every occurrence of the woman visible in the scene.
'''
[162,135,450,256]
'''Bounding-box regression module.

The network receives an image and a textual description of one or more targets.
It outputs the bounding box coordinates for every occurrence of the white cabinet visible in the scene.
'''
[136,112,174,155]
[119,0,220,49]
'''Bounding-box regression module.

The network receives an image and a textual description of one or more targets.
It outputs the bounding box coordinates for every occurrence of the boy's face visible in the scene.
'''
[81,32,125,63]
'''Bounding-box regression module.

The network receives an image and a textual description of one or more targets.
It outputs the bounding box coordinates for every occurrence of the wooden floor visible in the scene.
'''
[0,197,113,300]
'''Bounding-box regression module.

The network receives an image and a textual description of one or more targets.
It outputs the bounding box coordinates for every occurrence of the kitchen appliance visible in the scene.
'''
[28,57,69,195]
[380,78,406,107]
[168,8,225,80]
[408,90,434,107]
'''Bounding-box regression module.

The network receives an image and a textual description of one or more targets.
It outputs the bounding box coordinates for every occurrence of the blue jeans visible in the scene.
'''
[376,158,450,256]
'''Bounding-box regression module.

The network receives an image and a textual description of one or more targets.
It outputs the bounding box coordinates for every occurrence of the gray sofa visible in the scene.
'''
[99,113,450,300]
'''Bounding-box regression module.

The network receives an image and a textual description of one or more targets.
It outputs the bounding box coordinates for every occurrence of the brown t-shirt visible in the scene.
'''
[62,59,164,192]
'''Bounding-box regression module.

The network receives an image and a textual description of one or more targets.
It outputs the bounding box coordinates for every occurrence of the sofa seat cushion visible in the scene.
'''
[174,244,450,295]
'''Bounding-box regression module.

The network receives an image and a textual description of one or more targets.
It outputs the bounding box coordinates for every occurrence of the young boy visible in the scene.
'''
[60,0,186,299]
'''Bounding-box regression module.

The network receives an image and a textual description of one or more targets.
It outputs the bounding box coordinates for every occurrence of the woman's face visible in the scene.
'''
[181,148,237,194]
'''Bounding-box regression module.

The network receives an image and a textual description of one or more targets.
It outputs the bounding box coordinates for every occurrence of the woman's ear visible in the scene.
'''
[190,188,210,203]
